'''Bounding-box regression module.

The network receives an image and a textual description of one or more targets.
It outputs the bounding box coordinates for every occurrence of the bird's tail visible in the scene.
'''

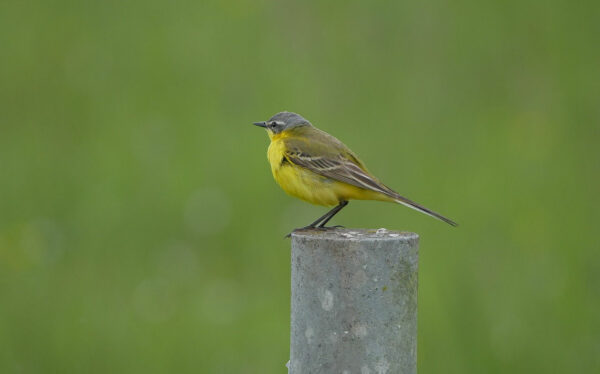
[392,194,458,227]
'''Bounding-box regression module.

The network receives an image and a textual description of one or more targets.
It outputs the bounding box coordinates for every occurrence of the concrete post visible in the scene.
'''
[289,228,419,374]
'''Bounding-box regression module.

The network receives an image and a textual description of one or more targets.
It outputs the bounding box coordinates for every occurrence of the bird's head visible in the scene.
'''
[253,111,311,138]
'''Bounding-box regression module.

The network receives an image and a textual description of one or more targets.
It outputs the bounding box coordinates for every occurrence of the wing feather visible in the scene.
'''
[286,148,393,197]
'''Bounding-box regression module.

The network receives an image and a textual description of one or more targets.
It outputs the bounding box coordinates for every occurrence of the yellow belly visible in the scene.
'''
[267,138,385,206]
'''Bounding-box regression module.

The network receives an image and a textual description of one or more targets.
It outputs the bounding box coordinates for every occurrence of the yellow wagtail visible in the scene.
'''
[253,112,457,235]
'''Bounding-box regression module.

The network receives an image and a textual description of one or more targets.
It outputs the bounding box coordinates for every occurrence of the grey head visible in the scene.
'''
[252,111,312,134]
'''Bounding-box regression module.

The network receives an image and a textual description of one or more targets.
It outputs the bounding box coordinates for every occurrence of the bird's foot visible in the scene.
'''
[285,225,344,238]
[285,226,316,238]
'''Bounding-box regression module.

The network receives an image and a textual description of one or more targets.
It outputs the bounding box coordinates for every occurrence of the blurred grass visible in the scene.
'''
[1,0,599,372]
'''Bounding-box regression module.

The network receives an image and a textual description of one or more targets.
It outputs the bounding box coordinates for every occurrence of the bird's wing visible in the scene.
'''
[283,137,396,197]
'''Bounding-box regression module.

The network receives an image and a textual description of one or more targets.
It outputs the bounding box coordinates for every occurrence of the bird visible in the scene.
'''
[253,111,457,236]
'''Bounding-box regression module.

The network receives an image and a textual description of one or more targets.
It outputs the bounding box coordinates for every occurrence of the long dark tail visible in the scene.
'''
[393,194,458,226]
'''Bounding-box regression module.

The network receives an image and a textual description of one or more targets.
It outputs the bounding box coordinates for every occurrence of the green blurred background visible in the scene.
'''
[1,0,598,373]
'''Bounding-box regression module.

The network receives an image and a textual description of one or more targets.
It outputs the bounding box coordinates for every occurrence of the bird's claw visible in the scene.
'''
[285,225,316,238]
[284,225,344,238]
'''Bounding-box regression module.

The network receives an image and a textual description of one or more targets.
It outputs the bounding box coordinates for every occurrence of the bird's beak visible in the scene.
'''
[253,121,267,128]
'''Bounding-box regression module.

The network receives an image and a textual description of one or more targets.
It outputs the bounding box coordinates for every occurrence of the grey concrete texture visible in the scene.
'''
[290,228,419,374]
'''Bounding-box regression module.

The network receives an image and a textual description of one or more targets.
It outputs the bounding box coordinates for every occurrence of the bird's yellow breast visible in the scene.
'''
[267,132,383,206]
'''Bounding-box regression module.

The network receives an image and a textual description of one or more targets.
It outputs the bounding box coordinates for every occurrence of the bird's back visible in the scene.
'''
[282,125,370,171]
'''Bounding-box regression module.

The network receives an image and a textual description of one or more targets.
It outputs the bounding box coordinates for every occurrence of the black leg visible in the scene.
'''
[285,201,349,238]
[305,205,342,228]
[317,200,348,227]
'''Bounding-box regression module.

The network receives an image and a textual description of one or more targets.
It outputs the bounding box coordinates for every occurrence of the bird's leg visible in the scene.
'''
[316,200,348,228]
[285,201,348,238]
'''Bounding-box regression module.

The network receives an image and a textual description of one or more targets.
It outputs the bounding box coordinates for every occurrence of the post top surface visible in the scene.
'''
[290,228,418,241]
